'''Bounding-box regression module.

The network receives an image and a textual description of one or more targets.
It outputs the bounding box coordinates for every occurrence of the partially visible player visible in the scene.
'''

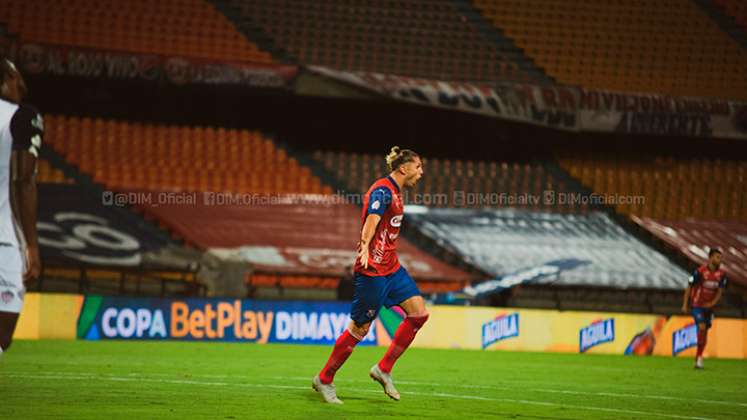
[0,57,42,359]
[313,146,428,404]
[681,247,726,369]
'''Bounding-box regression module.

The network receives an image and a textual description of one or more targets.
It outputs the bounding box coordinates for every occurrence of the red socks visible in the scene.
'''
[319,330,361,384]
[319,314,429,383]
[696,328,708,358]
[378,314,429,374]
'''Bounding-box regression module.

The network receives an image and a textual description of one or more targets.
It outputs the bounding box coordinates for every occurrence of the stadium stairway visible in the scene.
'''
[698,0,747,49]
[451,0,555,85]
[209,0,299,64]
[221,0,544,84]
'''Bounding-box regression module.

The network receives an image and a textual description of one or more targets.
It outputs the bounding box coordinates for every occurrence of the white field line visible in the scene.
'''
[273,375,747,409]
[1,372,721,420]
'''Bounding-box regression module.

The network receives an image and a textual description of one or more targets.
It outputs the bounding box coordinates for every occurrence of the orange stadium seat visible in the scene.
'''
[0,0,273,63]
[558,153,747,221]
[43,114,332,195]
[473,0,747,100]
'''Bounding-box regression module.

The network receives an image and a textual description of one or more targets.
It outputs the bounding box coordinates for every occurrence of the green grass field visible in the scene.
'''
[1,340,746,419]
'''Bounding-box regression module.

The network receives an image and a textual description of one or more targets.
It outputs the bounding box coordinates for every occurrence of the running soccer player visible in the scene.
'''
[0,57,42,359]
[681,247,727,369]
[313,146,428,404]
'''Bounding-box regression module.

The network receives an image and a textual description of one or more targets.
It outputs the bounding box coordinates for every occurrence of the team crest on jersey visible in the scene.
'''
[1,291,14,304]
[390,215,403,227]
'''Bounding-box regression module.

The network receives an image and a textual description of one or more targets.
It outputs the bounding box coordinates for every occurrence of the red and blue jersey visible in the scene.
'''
[354,176,404,277]
[689,265,727,308]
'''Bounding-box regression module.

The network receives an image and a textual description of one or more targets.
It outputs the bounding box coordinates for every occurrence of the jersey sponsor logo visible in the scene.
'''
[579,318,615,353]
[390,215,403,227]
[672,323,698,355]
[1,290,14,304]
[481,313,519,349]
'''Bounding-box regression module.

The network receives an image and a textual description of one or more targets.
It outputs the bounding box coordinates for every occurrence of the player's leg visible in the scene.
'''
[0,248,25,359]
[692,308,709,368]
[314,273,387,403]
[0,311,20,358]
[370,267,428,400]
[318,319,371,385]
[377,294,428,374]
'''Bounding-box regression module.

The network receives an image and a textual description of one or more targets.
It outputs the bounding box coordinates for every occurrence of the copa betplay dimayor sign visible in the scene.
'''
[77,296,377,345]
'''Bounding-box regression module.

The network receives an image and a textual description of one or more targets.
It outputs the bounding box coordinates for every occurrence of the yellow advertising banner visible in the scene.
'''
[13,294,747,359]
[411,306,747,359]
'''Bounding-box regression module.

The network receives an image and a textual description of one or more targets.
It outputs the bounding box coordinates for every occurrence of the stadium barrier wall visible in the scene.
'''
[14,294,747,359]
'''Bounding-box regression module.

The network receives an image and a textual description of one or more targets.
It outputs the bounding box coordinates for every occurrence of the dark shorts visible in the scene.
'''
[350,266,421,325]
[691,307,714,329]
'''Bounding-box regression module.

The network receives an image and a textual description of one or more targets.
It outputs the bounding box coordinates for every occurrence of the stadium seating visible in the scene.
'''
[313,150,587,212]
[43,115,331,195]
[0,0,272,62]
[409,207,688,290]
[227,0,539,83]
[140,196,472,293]
[715,0,747,31]
[633,216,747,289]
[558,153,747,221]
[473,0,747,100]
[40,115,473,294]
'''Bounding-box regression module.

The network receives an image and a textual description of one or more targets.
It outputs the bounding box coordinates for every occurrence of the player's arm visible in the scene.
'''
[682,270,699,313]
[357,214,381,269]
[9,105,42,283]
[357,187,391,269]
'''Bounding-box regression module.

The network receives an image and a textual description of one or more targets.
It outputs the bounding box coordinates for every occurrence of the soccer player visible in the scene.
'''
[313,146,428,404]
[0,57,42,359]
[681,247,727,369]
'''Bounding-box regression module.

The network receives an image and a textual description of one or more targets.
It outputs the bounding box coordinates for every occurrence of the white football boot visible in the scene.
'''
[695,356,704,369]
[369,364,401,401]
[312,375,343,404]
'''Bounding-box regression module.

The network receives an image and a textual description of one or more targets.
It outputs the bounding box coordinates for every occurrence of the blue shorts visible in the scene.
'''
[350,266,421,325]
[692,307,714,329]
